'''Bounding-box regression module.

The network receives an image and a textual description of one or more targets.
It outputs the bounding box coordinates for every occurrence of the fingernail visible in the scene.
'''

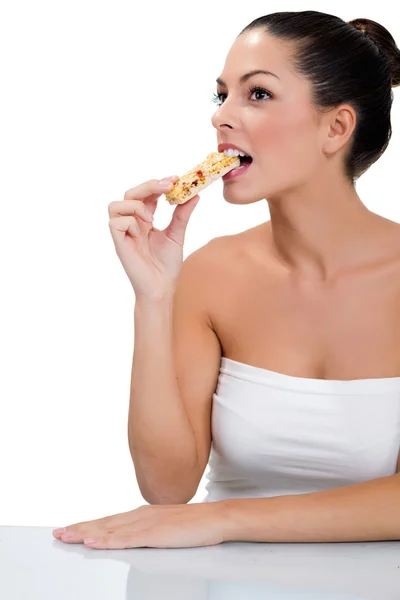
[62,531,76,539]
[145,208,153,219]
[159,181,173,190]
[53,528,66,535]
[84,538,97,545]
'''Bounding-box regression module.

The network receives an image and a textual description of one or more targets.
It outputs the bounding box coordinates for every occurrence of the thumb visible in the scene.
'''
[164,195,200,244]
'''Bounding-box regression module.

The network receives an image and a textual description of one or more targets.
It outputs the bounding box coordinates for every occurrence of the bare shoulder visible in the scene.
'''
[180,223,271,327]
[188,222,270,268]
[186,213,400,294]
[367,214,400,270]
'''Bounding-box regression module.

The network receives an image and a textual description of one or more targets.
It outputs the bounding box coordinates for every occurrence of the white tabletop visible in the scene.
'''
[1,526,400,599]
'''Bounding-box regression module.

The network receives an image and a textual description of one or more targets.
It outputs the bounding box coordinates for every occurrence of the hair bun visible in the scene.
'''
[349,18,369,34]
[348,18,400,87]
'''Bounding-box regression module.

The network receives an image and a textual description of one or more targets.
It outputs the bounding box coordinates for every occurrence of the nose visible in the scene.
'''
[211,100,237,131]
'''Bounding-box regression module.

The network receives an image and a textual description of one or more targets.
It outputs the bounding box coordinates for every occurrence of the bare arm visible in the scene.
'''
[128,241,222,505]
[223,471,400,542]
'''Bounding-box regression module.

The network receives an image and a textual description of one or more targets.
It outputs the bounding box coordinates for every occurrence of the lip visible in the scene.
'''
[222,160,252,181]
[218,142,251,156]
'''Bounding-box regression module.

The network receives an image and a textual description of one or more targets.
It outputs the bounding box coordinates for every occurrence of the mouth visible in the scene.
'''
[222,148,253,166]
[238,154,253,166]
[222,153,253,182]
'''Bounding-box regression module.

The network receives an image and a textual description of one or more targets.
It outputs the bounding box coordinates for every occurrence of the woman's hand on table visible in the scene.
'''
[52,501,228,550]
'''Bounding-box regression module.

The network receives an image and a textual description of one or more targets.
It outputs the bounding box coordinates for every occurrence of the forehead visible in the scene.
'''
[220,30,295,83]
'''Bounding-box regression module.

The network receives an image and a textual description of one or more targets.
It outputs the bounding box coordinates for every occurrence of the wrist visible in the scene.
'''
[219,498,273,543]
[218,499,243,543]
[135,288,175,306]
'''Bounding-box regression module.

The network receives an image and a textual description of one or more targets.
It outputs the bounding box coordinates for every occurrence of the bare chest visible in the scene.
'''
[209,231,400,380]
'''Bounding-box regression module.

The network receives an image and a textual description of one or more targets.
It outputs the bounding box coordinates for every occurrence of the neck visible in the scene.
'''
[266,173,376,281]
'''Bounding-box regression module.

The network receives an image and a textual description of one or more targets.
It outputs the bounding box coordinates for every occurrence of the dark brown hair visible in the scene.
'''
[240,11,400,183]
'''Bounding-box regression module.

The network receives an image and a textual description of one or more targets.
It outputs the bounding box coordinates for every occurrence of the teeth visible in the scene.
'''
[223,148,247,157]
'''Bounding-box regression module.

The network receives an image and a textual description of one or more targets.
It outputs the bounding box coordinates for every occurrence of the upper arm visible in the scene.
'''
[172,240,222,487]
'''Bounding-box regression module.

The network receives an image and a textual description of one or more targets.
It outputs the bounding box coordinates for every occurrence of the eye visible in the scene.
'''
[211,86,272,106]
[211,92,226,106]
[249,87,272,101]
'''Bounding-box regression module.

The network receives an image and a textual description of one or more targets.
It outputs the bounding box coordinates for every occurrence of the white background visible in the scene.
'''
[0,0,398,526]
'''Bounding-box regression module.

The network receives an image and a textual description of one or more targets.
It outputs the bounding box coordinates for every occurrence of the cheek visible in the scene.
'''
[260,111,320,171]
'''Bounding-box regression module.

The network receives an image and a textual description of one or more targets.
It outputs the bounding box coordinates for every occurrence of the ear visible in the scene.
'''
[322,104,357,155]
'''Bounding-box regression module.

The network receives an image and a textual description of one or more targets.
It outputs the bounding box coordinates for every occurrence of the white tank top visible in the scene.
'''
[203,357,400,503]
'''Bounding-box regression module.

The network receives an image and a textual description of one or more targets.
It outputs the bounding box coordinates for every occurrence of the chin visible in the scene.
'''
[222,184,268,205]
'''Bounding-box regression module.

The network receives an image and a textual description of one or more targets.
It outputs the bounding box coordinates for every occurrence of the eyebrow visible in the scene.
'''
[216,69,280,87]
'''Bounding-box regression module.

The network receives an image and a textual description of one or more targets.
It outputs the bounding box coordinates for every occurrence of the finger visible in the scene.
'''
[123,176,179,202]
[54,506,153,542]
[124,176,180,215]
[55,520,125,544]
[164,194,200,244]
[108,200,153,223]
[109,216,141,239]
[84,528,153,549]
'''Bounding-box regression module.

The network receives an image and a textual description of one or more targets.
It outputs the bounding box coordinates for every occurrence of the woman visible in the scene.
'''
[53,10,400,549]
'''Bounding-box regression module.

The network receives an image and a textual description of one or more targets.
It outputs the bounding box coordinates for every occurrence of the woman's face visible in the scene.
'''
[212,30,327,205]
